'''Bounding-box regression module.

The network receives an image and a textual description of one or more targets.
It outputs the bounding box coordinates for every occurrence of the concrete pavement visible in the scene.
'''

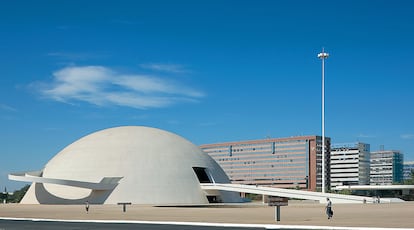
[0,202,413,229]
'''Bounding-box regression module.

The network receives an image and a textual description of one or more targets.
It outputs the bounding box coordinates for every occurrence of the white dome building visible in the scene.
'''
[10,126,241,204]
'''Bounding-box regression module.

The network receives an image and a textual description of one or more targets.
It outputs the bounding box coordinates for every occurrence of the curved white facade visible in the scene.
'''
[13,126,240,204]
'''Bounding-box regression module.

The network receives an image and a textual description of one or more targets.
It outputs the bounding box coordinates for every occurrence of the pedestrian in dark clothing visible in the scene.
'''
[326,198,333,219]
[85,201,90,213]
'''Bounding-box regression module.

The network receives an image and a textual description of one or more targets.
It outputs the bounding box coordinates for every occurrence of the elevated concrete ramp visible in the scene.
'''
[9,171,122,190]
[200,183,405,204]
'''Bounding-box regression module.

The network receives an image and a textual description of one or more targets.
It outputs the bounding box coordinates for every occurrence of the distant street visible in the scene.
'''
[0,219,265,230]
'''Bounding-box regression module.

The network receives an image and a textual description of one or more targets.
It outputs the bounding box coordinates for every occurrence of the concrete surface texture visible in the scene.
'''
[12,126,240,205]
[0,202,413,228]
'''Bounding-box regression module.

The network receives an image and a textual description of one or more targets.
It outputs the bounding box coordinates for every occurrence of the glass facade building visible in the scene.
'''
[370,150,404,185]
[200,136,330,192]
[403,161,414,181]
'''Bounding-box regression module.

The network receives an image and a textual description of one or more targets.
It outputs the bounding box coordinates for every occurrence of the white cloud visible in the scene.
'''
[401,134,414,140]
[139,63,189,73]
[357,133,376,138]
[39,66,204,109]
[115,75,204,97]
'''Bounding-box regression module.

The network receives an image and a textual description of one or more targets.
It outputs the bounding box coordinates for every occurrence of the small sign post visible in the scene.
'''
[268,197,288,222]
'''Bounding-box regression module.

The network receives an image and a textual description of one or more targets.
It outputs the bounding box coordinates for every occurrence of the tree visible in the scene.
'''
[7,185,30,203]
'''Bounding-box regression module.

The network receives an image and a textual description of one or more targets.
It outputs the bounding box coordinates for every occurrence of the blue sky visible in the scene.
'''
[1,0,414,191]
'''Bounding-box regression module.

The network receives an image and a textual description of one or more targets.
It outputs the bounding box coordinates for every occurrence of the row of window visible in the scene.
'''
[206,149,307,158]
[230,175,307,181]
[217,157,305,163]
[220,161,307,168]
[224,167,306,173]
[210,151,307,158]
[228,146,306,153]
[202,142,307,154]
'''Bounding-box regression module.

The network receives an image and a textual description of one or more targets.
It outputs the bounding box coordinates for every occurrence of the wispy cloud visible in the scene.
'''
[357,133,376,138]
[37,66,204,109]
[401,134,414,140]
[47,52,109,61]
[198,122,217,127]
[0,104,17,112]
[139,63,190,73]
[111,19,141,25]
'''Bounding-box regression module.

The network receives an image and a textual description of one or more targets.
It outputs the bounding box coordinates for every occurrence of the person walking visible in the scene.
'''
[85,200,90,214]
[326,198,333,219]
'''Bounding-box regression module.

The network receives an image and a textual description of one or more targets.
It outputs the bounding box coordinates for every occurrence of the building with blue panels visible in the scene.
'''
[370,150,404,185]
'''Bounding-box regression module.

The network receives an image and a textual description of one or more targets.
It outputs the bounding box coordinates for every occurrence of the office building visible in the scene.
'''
[403,161,414,181]
[370,150,404,185]
[330,143,370,187]
[200,136,330,192]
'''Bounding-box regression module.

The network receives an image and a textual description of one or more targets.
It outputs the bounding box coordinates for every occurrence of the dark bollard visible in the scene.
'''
[276,206,281,221]
[117,202,132,212]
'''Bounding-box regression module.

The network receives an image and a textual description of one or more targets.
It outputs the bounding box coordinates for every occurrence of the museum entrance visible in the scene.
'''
[192,167,213,183]
[192,167,222,203]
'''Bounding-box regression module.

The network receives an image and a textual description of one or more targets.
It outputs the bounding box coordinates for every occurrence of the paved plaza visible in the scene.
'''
[0,202,413,229]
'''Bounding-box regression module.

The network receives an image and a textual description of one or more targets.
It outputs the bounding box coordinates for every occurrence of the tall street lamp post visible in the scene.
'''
[318,48,329,193]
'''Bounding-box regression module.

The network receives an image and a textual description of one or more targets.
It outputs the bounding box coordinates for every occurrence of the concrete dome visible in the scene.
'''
[18,126,240,204]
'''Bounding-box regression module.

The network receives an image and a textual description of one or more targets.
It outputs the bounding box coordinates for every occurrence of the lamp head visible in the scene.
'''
[318,52,329,59]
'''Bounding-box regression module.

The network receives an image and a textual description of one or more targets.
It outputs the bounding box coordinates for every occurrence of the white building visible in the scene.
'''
[330,143,370,188]
[370,150,404,185]
[9,126,241,205]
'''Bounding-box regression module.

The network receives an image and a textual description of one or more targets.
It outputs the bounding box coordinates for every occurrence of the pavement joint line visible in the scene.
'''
[0,217,412,230]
